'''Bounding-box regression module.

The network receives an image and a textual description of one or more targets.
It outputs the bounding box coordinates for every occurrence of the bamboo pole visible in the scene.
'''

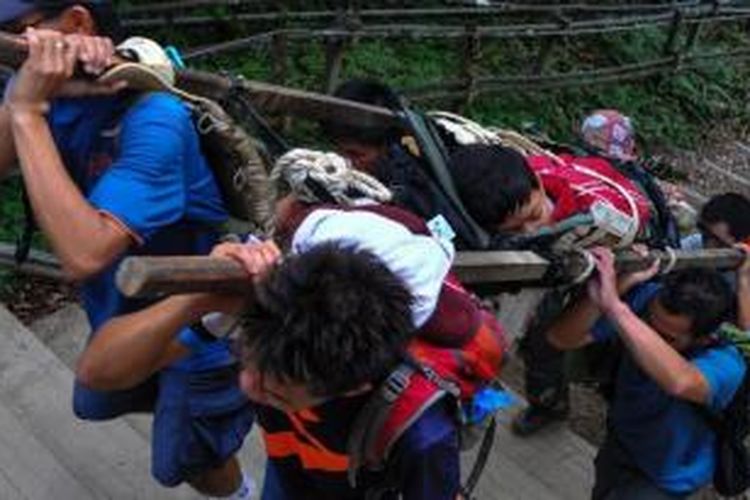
[116,248,747,299]
[0,32,400,131]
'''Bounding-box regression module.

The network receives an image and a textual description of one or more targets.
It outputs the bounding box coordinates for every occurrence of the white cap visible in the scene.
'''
[116,36,175,86]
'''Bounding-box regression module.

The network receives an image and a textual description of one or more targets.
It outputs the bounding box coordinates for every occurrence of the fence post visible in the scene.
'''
[662,8,684,57]
[271,32,291,133]
[459,24,481,111]
[323,7,352,94]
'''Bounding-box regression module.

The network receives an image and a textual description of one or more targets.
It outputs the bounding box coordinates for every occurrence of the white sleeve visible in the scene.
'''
[292,209,455,328]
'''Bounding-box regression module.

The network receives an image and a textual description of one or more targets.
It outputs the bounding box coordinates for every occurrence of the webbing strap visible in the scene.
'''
[460,415,498,500]
[400,108,490,249]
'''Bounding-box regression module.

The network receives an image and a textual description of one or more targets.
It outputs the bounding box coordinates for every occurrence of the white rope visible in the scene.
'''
[660,247,678,275]
[272,148,393,206]
[571,248,597,285]
[570,162,641,248]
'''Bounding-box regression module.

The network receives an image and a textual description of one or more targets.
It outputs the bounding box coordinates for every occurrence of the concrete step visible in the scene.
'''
[471,410,594,499]
[29,303,267,490]
[0,304,199,499]
[30,304,596,499]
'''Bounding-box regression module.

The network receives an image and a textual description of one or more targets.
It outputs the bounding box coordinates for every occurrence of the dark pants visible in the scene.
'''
[521,288,621,409]
[593,433,687,500]
[520,289,570,409]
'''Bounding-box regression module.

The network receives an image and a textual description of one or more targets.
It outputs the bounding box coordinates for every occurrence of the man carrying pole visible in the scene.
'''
[0,2,255,498]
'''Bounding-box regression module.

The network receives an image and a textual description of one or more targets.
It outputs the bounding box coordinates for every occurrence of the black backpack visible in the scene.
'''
[702,323,750,497]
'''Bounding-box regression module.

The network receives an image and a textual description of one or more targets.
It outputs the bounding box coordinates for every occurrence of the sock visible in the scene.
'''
[223,472,256,500]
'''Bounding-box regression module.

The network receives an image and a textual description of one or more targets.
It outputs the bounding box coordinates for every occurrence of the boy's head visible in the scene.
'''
[581,109,636,162]
[0,1,120,39]
[237,243,414,412]
[648,269,733,352]
[449,144,551,233]
[324,79,403,173]
[699,192,750,248]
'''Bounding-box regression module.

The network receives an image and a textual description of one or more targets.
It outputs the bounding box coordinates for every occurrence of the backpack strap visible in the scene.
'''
[399,108,490,249]
[346,363,451,488]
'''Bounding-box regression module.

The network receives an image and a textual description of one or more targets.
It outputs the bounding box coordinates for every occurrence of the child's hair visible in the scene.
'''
[448,144,538,230]
[700,192,750,243]
[238,243,414,397]
[323,79,403,147]
[658,269,734,336]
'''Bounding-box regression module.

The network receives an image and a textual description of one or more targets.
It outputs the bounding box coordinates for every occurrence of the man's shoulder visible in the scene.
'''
[123,91,191,125]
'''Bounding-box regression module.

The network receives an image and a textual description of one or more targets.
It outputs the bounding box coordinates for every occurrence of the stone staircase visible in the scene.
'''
[0,299,596,499]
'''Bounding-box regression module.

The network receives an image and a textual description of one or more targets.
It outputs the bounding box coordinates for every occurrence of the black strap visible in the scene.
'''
[397,106,490,249]
[460,415,498,500]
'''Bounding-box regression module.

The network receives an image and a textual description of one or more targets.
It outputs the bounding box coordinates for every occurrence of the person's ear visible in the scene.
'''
[55,5,97,35]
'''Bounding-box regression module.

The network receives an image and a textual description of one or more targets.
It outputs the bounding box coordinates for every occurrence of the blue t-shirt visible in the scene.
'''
[48,92,232,371]
[591,283,746,494]
[258,394,460,500]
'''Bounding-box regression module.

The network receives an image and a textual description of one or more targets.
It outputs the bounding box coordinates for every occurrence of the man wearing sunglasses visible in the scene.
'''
[0,3,256,498]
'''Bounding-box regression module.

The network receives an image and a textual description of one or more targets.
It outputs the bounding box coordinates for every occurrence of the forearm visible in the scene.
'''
[606,301,709,403]
[76,294,215,390]
[546,295,600,350]
[11,111,128,279]
[737,275,750,331]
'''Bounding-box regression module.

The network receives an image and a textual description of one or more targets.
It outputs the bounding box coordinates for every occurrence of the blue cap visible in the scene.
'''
[0,1,111,27]
[0,1,37,26]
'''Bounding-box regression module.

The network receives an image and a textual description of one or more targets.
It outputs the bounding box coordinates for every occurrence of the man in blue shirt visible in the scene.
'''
[0,2,254,498]
[547,247,746,499]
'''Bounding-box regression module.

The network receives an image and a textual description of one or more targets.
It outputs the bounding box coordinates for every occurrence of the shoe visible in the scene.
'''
[511,404,568,437]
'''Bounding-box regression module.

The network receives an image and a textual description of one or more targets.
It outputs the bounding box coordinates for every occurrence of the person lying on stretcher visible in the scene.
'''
[448,142,652,248]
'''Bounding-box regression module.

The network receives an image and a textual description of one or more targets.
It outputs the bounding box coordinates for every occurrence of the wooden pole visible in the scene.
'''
[116,248,747,299]
[0,32,400,131]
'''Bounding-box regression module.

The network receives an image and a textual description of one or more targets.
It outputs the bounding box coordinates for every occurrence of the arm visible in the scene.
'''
[603,301,710,404]
[7,30,130,280]
[590,248,710,404]
[546,293,601,350]
[548,245,661,350]
[76,293,208,390]
[76,240,280,391]
[11,110,131,279]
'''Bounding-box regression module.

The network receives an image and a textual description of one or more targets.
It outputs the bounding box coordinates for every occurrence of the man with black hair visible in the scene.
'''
[0,2,255,497]
[325,79,404,174]
[548,249,745,499]
[683,192,750,250]
[80,213,467,499]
